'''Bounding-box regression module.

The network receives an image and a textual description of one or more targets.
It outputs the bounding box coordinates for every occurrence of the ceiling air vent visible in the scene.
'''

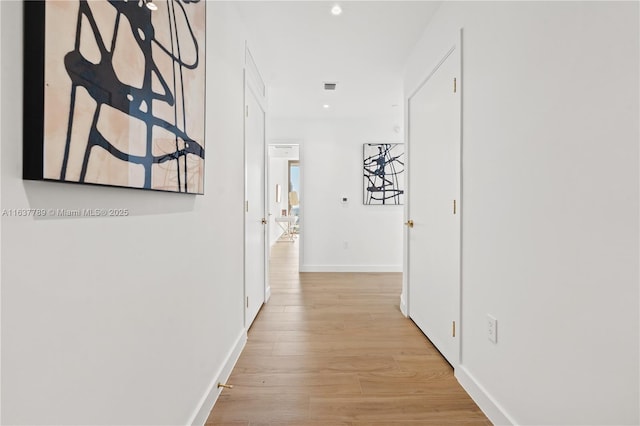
[324,82,337,91]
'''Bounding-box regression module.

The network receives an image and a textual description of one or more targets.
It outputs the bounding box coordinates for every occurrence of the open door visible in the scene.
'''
[406,36,461,367]
[244,47,267,328]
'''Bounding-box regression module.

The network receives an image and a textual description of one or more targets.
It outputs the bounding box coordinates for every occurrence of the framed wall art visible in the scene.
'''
[363,143,404,205]
[23,0,206,194]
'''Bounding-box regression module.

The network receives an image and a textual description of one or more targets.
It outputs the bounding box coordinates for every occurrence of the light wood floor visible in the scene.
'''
[206,239,490,425]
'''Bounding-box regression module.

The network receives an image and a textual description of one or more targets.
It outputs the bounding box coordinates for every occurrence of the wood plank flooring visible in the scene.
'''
[206,240,490,425]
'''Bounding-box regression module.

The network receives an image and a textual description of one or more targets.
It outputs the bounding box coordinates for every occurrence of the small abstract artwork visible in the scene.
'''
[23,0,206,194]
[363,143,404,205]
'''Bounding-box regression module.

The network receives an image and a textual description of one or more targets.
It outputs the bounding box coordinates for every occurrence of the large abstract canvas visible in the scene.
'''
[23,0,206,194]
[363,143,404,205]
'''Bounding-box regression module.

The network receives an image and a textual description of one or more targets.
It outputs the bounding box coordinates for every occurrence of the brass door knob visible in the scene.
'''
[261,218,267,225]
[405,220,414,228]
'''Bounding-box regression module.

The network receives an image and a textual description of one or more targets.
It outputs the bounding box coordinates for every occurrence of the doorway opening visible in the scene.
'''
[268,144,301,254]
[288,159,300,235]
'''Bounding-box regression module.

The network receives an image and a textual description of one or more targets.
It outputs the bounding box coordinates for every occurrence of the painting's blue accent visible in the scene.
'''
[363,143,404,205]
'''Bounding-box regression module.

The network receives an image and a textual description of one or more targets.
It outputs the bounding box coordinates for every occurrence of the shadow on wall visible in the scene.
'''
[22,180,196,220]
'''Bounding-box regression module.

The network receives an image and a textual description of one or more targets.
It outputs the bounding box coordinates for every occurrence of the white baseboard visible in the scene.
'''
[299,264,402,273]
[188,330,247,425]
[400,293,407,317]
[455,365,515,426]
[265,285,271,302]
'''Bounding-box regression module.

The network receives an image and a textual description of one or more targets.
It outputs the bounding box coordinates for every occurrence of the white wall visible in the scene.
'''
[1,2,251,424]
[269,117,404,272]
[403,2,639,424]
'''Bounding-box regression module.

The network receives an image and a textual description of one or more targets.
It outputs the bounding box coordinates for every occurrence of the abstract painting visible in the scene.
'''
[363,143,404,205]
[24,0,206,194]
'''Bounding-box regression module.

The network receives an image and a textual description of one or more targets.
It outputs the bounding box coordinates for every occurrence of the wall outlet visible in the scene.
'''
[487,314,497,343]
[343,241,349,249]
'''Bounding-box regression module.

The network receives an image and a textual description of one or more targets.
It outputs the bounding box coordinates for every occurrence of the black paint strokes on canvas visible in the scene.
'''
[363,144,404,205]
[59,0,203,192]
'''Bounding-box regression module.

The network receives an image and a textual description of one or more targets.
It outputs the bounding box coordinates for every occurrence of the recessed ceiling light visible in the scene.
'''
[323,104,331,109]
[331,5,342,16]
[145,1,158,11]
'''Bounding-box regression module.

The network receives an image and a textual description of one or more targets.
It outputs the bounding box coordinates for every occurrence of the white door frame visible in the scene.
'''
[243,44,268,327]
[403,29,463,365]
[297,144,303,270]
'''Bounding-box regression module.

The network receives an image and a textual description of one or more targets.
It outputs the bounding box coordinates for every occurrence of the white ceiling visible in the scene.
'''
[234,1,442,119]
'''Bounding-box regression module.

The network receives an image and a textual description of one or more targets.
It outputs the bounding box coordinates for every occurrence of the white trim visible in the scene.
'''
[265,284,271,303]
[262,105,269,309]
[454,28,463,367]
[300,264,402,273]
[242,68,247,329]
[297,143,304,271]
[188,331,247,426]
[456,28,465,365]
[0,3,3,422]
[402,56,411,320]
[455,365,515,426]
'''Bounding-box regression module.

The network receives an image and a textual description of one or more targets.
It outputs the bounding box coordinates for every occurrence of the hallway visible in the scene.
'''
[206,241,489,425]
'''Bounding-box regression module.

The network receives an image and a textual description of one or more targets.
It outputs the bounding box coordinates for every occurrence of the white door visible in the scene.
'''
[244,76,267,328]
[407,44,461,366]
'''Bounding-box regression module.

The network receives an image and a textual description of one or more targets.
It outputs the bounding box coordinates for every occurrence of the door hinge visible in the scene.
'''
[245,201,249,212]
[246,105,249,117]
[453,78,457,93]
[453,199,457,215]
[452,321,456,337]
[246,297,249,308]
